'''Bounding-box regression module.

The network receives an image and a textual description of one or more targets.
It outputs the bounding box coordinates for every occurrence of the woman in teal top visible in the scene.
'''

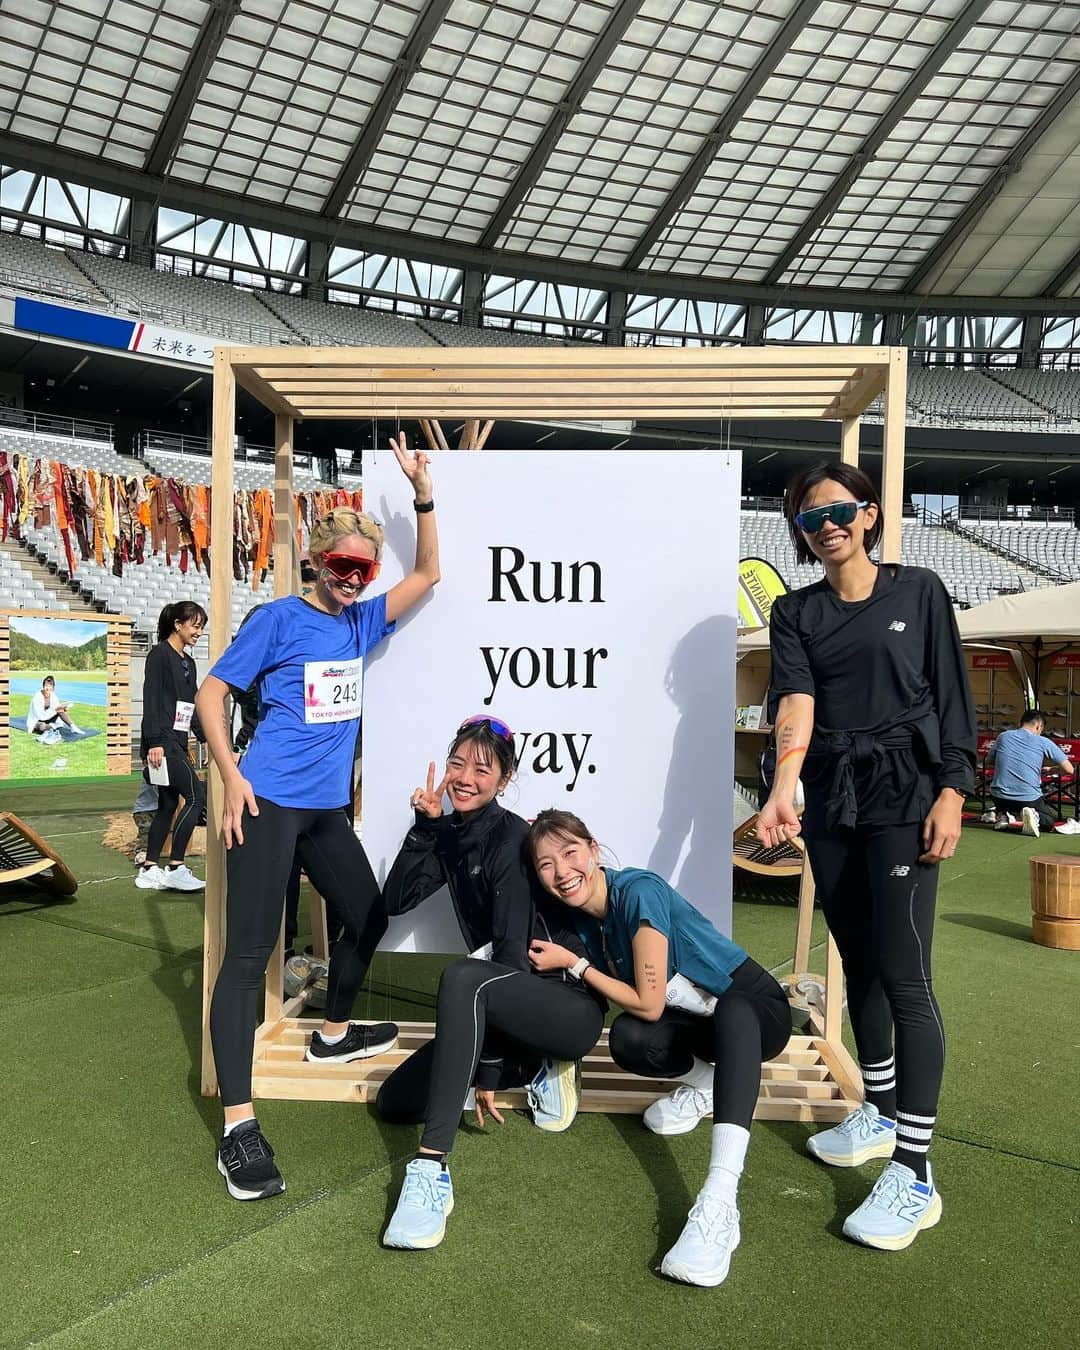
[527,809,791,1290]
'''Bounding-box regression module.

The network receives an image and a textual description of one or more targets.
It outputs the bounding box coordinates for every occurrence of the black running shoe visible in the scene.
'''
[217,1121,286,1201]
[305,1021,399,1064]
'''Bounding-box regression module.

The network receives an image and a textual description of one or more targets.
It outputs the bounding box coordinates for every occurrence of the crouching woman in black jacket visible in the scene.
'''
[377,715,605,1251]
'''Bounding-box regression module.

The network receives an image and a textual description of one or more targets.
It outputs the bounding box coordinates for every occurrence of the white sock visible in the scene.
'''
[319,1026,349,1046]
[701,1123,750,1204]
[677,1056,714,1094]
[223,1116,256,1137]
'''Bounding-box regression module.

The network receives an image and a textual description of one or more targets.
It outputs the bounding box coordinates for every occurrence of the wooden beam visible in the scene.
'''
[880,346,907,563]
[840,416,860,466]
[475,419,495,450]
[202,347,236,1098]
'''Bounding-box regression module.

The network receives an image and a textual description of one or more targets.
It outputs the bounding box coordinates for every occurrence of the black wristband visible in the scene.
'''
[414,499,434,513]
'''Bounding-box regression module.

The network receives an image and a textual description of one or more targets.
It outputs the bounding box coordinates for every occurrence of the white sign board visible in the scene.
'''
[361,448,741,953]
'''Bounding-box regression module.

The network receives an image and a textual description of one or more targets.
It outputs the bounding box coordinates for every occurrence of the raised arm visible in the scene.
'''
[385,433,440,624]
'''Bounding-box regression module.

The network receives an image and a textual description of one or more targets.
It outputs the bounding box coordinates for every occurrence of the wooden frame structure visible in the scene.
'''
[0,607,133,780]
[204,343,907,1118]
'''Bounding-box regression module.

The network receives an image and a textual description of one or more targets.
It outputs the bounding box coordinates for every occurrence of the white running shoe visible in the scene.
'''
[806,1102,896,1167]
[1053,818,1080,835]
[643,1083,713,1137]
[526,1057,581,1132]
[160,864,205,891]
[978,809,997,824]
[994,813,1017,831]
[1021,807,1040,838]
[660,1195,740,1287]
[135,865,167,890]
[842,1160,942,1251]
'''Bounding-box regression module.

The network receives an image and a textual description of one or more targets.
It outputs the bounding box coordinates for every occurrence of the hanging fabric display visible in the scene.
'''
[0,452,362,587]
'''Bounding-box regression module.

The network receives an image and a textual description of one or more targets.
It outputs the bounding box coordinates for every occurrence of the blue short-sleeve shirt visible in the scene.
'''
[210,593,394,809]
[576,867,748,999]
[990,727,1067,801]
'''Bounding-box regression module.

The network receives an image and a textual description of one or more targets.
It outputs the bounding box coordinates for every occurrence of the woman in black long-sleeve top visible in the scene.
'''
[757,462,975,1254]
[136,601,208,893]
[377,716,604,1251]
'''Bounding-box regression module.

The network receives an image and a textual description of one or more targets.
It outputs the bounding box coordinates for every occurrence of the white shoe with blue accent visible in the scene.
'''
[526,1057,580,1133]
[382,1158,454,1250]
[643,1084,713,1136]
[660,1195,741,1287]
[806,1102,896,1167]
[842,1160,942,1251]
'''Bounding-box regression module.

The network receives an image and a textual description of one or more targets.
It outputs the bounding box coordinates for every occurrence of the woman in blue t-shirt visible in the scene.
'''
[526,809,791,1289]
[196,434,439,1203]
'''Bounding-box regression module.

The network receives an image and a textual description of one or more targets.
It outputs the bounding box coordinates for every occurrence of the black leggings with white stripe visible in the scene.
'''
[803,822,944,1175]
[145,746,204,864]
[377,959,604,1155]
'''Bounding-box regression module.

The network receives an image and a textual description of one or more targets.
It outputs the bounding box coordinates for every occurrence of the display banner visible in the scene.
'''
[737,556,787,629]
[361,448,741,953]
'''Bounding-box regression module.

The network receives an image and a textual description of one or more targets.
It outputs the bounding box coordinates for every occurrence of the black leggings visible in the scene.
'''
[803,822,945,1123]
[608,958,791,1129]
[377,959,604,1155]
[209,796,387,1107]
[145,747,204,864]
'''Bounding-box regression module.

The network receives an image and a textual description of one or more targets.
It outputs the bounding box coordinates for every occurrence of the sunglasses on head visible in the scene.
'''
[321,552,380,585]
[795,500,869,534]
[458,714,513,741]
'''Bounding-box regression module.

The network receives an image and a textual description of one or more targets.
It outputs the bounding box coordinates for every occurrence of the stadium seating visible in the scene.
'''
[0,546,69,610]
[964,521,1080,584]
[67,251,294,346]
[415,318,571,347]
[259,292,440,347]
[0,233,108,307]
[990,368,1080,421]
[0,428,136,477]
[142,447,335,493]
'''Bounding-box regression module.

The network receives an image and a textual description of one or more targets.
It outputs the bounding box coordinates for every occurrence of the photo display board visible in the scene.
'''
[361,449,741,952]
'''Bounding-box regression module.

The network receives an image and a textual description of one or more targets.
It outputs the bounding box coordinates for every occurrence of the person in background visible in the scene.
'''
[136,601,208,893]
[987,709,1075,837]
[26,675,85,741]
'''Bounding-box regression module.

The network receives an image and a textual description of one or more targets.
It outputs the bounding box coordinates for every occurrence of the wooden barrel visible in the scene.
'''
[1030,855,1080,949]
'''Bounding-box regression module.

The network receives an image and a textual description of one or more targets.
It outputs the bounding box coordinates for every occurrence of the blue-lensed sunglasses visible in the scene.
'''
[795,500,869,534]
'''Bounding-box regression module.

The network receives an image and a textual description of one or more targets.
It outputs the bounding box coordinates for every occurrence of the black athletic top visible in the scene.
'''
[383,799,604,1087]
[767,565,976,831]
[140,640,204,759]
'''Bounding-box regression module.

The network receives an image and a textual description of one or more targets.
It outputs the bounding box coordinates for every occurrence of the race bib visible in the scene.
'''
[304,657,363,724]
[173,701,194,733]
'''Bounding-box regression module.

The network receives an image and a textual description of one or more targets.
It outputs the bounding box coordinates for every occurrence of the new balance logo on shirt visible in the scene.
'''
[890,865,911,877]
[888,620,906,632]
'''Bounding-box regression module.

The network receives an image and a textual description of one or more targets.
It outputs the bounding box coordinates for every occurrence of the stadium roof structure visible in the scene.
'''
[2,0,1080,314]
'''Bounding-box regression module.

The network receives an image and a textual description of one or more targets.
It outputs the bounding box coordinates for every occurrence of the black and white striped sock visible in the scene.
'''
[860,1055,896,1119]
[895,1109,935,1181]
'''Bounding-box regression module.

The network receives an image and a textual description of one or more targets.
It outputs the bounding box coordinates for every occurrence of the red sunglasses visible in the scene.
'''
[321,552,380,586]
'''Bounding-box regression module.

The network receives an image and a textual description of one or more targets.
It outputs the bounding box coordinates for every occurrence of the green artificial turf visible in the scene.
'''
[3,787,1078,1350]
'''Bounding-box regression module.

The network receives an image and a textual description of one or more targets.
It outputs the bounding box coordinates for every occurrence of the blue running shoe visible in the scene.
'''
[806,1102,896,1168]
[842,1160,942,1251]
[383,1158,454,1250]
[526,1057,581,1133]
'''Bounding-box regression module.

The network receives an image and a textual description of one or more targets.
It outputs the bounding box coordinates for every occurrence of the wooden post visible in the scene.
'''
[201,348,236,1097]
[793,852,815,976]
[880,346,907,564]
[840,415,860,466]
[823,932,844,1047]
[264,413,297,1028]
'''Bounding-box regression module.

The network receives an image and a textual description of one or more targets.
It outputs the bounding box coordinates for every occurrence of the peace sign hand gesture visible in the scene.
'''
[410,761,449,819]
[389,432,432,504]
